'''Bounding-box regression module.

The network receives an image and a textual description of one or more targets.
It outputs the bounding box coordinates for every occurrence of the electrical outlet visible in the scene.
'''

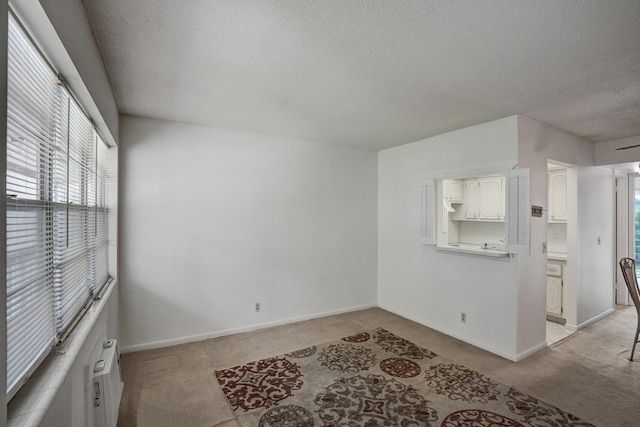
[255,302,261,312]
[460,312,466,323]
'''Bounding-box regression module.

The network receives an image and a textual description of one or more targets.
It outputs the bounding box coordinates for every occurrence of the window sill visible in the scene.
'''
[7,279,118,427]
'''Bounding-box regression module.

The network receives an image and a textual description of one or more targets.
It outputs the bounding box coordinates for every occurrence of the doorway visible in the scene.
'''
[545,161,575,344]
[616,172,640,306]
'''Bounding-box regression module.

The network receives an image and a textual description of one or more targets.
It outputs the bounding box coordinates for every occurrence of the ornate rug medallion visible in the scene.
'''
[373,327,438,359]
[314,374,438,426]
[215,357,303,411]
[317,343,377,373]
[424,363,500,403]
[284,346,317,358]
[215,328,595,427]
[342,332,371,342]
[441,409,525,427]
[506,388,594,427]
[380,357,421,378]
[258,405,314,427]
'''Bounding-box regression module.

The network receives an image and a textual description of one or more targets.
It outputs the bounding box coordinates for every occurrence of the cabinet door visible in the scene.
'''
[546,263,562,276]
[464,180,479,219]
[448,180,463,202]
[548,170,567,222]
[546,276,563,316]
[478,177,503,220]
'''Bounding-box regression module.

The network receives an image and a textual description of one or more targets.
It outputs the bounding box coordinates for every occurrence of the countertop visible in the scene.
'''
[547,251,567,261]
[436,243,510,258]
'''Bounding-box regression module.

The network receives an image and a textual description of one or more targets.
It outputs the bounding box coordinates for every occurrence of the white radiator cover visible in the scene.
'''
[92,339,124,427]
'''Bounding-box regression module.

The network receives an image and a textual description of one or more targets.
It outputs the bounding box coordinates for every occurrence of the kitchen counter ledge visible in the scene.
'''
[547,252,567,261]
[436,244,510,258]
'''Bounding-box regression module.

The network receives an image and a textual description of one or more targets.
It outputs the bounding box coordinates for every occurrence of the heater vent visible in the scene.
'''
[92,339,124,427]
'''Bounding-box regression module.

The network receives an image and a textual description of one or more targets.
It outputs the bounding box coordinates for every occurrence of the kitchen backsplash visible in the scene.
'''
[453,218,567,253]
[458,221,506,245]
[547,222,567,253]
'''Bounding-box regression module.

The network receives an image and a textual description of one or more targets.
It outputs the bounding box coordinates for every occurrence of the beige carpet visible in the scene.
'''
[117,307,640,426]
[215,327,595,426]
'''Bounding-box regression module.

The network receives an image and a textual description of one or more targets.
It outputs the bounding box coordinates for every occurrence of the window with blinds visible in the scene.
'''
[6,13,112,399]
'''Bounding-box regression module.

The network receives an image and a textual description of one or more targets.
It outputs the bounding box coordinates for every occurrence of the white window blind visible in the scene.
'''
[6,14,112,399]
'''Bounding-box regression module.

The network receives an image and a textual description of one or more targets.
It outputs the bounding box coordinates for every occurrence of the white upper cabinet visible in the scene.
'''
[443,179,463,203]
[450,175,506,221]
[464,179,479,219]
[478,176,504,220]
[460,176,504,221]
[548,169,567,222]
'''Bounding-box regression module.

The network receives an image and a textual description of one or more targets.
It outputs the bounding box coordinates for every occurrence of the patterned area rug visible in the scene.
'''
[215,328,595,426]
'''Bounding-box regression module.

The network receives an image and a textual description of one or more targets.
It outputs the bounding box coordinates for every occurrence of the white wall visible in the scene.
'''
[379,115,615,360]
[517,116,614,333]
[576,166,616,326]
[515,116,587,353]
[378,116,522,359]
[119,116,378,351]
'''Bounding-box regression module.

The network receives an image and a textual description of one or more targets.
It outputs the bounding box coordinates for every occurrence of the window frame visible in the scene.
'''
[5,11,113,400]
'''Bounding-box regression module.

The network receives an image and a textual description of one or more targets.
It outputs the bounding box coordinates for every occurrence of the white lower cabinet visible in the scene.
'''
[546,261,564,316]
[546,276,563,316]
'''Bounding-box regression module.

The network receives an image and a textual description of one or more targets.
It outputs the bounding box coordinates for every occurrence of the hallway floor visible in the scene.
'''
[546,320,575,345]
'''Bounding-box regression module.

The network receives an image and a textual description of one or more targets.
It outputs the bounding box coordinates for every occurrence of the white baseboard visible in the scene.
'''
[513,340,548,361]
[564,322,578,331]
[377,304,526,361]
[121,302,377,353]
[122,303,607,359]
[576,307,615,330]
[378,303,551,362]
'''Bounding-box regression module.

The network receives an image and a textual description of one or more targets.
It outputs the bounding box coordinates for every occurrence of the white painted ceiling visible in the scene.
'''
[81,0,640,150]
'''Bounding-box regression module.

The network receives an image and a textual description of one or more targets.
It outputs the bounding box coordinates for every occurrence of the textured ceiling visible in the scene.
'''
[81,0,640,150]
